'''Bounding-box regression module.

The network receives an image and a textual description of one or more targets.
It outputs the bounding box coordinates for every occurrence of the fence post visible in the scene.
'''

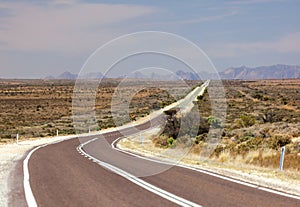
[279,146,285,171]
[56,129,58,137]
[16,133,19,144]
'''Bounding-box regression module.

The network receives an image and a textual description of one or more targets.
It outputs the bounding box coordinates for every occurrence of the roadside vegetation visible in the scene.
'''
[0,79,197,143]
[153,79,300,172]
[1,78,299,172]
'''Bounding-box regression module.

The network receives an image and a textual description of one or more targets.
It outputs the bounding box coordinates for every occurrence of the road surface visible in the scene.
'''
[25,127,300,207]
[19,81,300,206]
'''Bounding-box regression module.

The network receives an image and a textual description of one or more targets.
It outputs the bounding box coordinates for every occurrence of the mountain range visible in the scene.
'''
[45,71,103,80]
[45,64,300,80]
[220,64,300,79]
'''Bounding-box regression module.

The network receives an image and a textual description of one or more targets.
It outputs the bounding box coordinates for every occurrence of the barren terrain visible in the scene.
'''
[0,79,197,143]
[1,79,299,172]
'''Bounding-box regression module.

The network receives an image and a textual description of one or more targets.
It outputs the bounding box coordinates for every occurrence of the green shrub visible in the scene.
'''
[167,137,175,147]
[207,116,221,128]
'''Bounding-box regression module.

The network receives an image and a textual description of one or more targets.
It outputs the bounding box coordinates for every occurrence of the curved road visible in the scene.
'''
[24,119,300,207]
[20,81,300,207]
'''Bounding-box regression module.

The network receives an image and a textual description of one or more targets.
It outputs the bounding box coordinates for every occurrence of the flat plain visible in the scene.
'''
[0,79,196,142]
[1,78,299,172]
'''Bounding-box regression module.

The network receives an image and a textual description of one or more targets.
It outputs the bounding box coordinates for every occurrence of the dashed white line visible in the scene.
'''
[77,143,202,207]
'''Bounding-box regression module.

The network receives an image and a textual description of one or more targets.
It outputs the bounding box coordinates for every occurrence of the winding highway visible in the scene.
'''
[20,81,300,207]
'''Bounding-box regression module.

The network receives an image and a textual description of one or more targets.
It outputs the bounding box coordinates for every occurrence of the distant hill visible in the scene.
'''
[151,65,300,80]
[220,64,300,80]
[45,71,103,80]
[45,64,300,80]
[57,71,77,79]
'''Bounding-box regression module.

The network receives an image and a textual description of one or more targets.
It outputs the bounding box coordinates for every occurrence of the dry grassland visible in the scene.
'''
[0,79,197,143]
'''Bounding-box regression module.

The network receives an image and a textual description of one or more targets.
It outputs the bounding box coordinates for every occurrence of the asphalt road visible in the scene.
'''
[25,119,300,207]
[20,81,300,207]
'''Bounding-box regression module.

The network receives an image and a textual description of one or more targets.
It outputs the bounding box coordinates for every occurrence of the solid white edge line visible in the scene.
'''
[24,79,300,207]
[77,143,202,207]
[106,80,300,201]
[112,135,300,201]
[23,146,40,207]
[23,133,97,207]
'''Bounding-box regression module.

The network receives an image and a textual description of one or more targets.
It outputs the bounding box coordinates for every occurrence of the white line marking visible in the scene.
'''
[27,80,300,207]
[77,143,202,207]
[23,82,208,206]
[23,146,40,207]
[105,80,300,201]
[23,134,94,207]
[112,136,300,201]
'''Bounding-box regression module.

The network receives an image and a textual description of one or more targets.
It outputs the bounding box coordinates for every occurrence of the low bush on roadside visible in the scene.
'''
[266,135,291,150]
[153,135,168,148]
[235,114,256,128]
[167,137,175,147]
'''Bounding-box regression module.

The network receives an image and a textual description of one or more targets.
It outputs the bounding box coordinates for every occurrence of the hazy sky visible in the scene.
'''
[0,0,299,78]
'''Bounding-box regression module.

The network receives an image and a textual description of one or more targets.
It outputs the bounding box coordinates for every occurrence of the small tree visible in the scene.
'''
[207,116,221,128]
[162,108,180,139]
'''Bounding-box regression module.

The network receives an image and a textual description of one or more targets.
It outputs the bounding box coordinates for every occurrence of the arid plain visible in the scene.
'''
[1,79,299,173]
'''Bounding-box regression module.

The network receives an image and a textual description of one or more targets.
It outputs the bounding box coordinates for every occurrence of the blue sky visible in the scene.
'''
[0,0,299,78]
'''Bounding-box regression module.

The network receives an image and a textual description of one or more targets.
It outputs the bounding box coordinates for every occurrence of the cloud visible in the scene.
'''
[230,0,283,4]
[52,0,78,5]
[207,32,300,58]
[229,32,300,53]
[176,11,238,25]
[0,1,157,53]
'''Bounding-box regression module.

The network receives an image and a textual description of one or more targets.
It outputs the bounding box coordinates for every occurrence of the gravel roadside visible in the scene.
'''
[0,135,81,206]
